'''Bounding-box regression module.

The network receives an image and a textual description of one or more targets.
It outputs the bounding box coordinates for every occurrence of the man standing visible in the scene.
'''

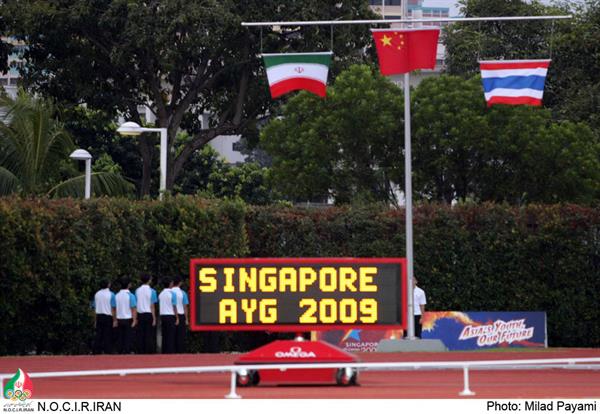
[413,277,427,338]
[93,280,116,354]
[115,278,137,354]
[135,274,158,353]
[158,278,178,354]
[171,276,189,353]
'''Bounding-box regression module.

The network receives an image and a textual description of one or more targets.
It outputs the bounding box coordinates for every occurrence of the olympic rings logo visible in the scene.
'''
[5,389,32,401]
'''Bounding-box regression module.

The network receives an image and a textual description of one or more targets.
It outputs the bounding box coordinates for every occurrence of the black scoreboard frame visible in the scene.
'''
[189,257,407,332]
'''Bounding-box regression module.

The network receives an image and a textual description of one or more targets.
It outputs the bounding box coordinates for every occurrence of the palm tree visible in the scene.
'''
[0,91,133,197]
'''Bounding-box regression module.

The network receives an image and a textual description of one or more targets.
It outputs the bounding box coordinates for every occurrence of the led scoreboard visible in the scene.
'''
[189,258,407,331]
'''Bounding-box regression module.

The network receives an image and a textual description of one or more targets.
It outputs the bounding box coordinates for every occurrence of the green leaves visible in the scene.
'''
[48,172,135,198]
[261,64,403,204]
[0,91,75,195]
[0,196,248,354]
[0,199,598,353]
[262,68,600,205]
[6,0,375,194]
[412,75,600,204]
[0,91,135,198]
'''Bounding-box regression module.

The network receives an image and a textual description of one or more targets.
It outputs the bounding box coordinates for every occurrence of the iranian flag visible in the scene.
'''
[5,369,33,399]
[262,52,333,99]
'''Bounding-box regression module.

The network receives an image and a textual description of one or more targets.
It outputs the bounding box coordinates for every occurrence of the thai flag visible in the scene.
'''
[479,59,551,107]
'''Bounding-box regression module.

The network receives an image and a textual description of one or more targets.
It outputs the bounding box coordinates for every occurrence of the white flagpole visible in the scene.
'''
[404,71,415,340]
[241,15,572,27]
[402,1,415,341]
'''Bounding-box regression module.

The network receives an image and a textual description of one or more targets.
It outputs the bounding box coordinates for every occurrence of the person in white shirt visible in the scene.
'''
[135,274,158,353]
[158,278,178,354]
[413,277,427,338]
[93,280,116,354]
[115,278,137,354]
[171,276,190,353]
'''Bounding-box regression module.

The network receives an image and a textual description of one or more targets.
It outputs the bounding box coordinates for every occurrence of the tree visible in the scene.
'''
[477,106,600,204]
[0,92,134,197]
[174,145,279,204]
[412,75,490,203]
[6,0,376,196]
[62,106,145,195]
[444,0,556,77]
[206,162,279,205]
[261,67,600,206]
[412,75,600,204]
[544,0,600,132]
[260,64,404,204]
[443,0,600,135]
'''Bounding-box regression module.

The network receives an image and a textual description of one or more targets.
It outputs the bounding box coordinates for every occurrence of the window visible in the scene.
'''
[369,0,402,5]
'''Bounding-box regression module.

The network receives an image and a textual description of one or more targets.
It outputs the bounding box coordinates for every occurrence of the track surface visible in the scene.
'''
[1,349,599,398]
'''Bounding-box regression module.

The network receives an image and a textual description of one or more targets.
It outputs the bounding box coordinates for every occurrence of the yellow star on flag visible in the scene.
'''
[380,34,392,47]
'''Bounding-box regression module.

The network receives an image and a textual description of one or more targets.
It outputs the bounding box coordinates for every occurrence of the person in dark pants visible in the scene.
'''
[93,280,116,354]
[115,277,137,354]
[413,277,427,338]
[404,277,427,339]
[158,278,178,354]
[135,274,158,353]
[171,276,189,353]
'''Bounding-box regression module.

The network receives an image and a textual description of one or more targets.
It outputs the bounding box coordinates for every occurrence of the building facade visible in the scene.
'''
[0,38,26,99]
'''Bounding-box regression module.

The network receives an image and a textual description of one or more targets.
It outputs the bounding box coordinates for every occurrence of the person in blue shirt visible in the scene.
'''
[93,280,116,354]
[171,276,190,353]
[115,277,137,354]
[135,274,158,353]
[158,278,178,354]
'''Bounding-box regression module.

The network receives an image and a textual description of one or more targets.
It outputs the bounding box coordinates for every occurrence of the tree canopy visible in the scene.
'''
[414,75,600,204]
[260,64,404,204]
[443,0,600,134]
[261,67,600,205]
[3,0,599,205]
[4,0,376,196]
[174,145,280,205]
[0,91,134,197]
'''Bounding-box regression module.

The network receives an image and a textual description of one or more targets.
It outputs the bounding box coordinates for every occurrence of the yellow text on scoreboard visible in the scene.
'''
[189,258,406,331]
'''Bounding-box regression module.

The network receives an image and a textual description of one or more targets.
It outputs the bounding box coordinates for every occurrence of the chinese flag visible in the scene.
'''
[372,29,440,75]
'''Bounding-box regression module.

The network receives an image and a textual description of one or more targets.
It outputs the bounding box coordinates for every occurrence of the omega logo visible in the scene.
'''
[275,346,316,358]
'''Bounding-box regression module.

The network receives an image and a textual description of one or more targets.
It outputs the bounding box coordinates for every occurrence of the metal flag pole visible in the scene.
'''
[404,68,415,339]
[402,0,415,341]
[241,15,572,28]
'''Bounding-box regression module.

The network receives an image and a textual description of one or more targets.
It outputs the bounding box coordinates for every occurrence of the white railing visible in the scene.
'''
[1,357,599,399]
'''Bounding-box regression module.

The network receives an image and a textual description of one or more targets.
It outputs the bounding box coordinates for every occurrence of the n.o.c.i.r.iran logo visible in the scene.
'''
[4,369,33,401]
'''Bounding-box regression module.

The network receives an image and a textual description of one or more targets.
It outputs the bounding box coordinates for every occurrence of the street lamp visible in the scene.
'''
[117,121,168,200]
[69,149,92,199]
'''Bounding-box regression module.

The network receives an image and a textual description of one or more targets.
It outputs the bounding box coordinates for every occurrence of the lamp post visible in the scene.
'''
[117,121,168,200]
[69,149,92,199]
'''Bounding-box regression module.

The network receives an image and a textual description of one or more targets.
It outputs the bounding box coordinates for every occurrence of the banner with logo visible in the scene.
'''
[315,311,547,351]
[315,328,403,352]
[422,311,547,350]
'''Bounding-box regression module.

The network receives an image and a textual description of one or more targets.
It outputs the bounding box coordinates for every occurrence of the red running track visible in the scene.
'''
[1,349,599,399]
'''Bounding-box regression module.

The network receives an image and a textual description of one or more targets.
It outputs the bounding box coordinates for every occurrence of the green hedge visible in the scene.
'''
[246,203,600,348]
[0,197,248,355]
[0,198,598,354]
